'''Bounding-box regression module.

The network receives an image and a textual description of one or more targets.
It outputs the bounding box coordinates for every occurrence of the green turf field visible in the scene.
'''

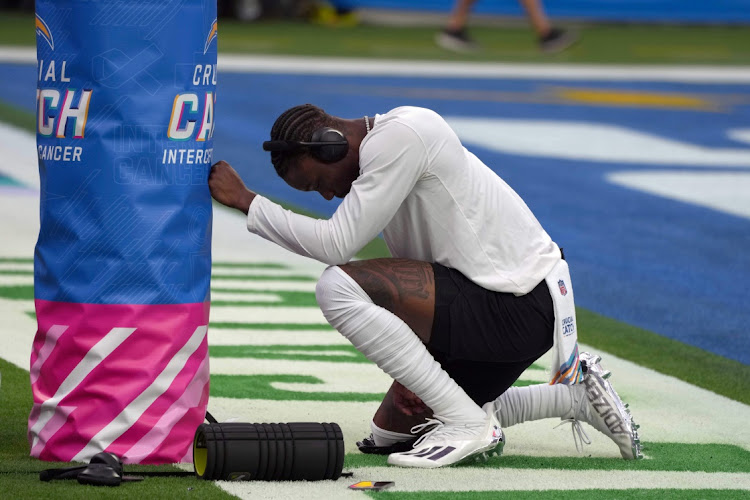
[1,7,749,499]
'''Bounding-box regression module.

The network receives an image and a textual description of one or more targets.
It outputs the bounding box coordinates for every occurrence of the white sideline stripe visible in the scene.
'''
[29,327,136,449]
[218,467,750,499]
[209,357,392,394]
[729,128,750,146]
[210,291,283,303]
[217,54,750,82]
[72,325,208,462]
[210,305,327,324]
[344,468,750,492]
[0,276,33,286]
[0,262,33,272]
[209,357,379,376]
[0,46,36,64]
[254,349,357,357]
[208,329,342,346]
[0,122,40,189]
[607,170,750,220]
[1,299,37,370]
[208,328,339,344]
[211,279,317,292]
[3,46,750,82]
[212,261,295,267]
[211,268,317,278]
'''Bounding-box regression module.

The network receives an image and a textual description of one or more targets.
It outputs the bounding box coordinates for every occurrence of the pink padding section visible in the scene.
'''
[29,299,210,464]
[30,325,68,386]
[112,350,211,464]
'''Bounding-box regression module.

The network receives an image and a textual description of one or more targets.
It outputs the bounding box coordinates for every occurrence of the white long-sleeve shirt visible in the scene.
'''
[247,106,561,294]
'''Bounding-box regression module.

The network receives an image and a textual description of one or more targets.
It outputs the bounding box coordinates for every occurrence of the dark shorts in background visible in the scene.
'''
[428,263,554,405]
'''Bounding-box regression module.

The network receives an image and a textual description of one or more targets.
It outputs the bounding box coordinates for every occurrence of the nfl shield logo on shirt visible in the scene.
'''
[558,279,568,296]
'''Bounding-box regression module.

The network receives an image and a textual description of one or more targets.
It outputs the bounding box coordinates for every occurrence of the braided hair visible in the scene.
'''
[268,104,337,178]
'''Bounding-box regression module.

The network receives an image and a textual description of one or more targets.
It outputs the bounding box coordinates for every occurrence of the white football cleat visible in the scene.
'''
[387,403,504,468]
[561,352,643,460]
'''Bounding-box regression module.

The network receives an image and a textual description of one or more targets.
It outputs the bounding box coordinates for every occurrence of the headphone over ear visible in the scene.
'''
[263,127,349,164]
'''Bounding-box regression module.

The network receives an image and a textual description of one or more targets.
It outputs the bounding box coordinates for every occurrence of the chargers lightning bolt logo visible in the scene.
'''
[204,19,217,54]
[35,13,54,51]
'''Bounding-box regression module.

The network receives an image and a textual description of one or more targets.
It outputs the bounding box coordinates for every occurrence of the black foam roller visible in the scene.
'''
[193,422,344,481]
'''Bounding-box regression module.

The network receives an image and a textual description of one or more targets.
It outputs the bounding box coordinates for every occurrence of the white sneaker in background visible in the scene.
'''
[435,28,480,53]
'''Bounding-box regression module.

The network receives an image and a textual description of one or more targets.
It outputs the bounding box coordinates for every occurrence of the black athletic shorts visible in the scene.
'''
[427,263,554,405]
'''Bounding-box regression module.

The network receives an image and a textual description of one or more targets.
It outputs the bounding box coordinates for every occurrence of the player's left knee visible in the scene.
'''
[316,265,376,338]
[315,265,341,313]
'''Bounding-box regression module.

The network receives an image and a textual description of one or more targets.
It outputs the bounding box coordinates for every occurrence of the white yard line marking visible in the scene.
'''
[729,128,750,145]
[3,46,750,82]
[207,328,342,346]
[0,262,33,271]
[1,298,38,370]
[210,305,328,324]
[211,268,317,278]
[447,117,750,168]
[0,122,41,190]
[208,357,392,394]
[345,468,750,492]
[209,291,283,303]
[608,170,750,220]
[217,470,750,500]
[0,276,33,286]
[210,279,317,292]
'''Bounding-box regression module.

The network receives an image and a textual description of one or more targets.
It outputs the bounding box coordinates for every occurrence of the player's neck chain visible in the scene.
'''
[364,116,371,134]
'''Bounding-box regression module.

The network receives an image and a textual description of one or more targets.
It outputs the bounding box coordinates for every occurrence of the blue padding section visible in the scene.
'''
[32,0,216,305]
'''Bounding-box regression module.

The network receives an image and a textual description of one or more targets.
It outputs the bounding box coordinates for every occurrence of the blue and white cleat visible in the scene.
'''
[566,352,643,460]
[387,403,504,468]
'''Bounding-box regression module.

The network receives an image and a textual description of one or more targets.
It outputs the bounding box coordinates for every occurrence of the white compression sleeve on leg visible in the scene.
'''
[492,383,585,426]
[370,420,413,446]
[316,266,486,423]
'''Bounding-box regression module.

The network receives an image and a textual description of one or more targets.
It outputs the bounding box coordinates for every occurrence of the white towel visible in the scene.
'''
[544,259,583,385]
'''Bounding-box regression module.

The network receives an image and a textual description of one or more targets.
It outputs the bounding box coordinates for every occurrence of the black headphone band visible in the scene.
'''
[264,126,349,163]
[263,140,348,152]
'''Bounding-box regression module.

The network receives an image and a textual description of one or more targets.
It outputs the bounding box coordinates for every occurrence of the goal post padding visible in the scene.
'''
[31,0,217,464]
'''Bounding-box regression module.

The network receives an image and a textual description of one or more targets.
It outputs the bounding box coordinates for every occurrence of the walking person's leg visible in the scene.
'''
[436,0,480,52]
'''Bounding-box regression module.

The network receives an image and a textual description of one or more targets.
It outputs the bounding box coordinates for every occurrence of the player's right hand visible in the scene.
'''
[208,160,256,214]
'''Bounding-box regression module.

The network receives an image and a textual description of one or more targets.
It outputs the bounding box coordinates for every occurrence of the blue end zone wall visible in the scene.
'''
[344,0,750,24]
[2,61,748,364]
